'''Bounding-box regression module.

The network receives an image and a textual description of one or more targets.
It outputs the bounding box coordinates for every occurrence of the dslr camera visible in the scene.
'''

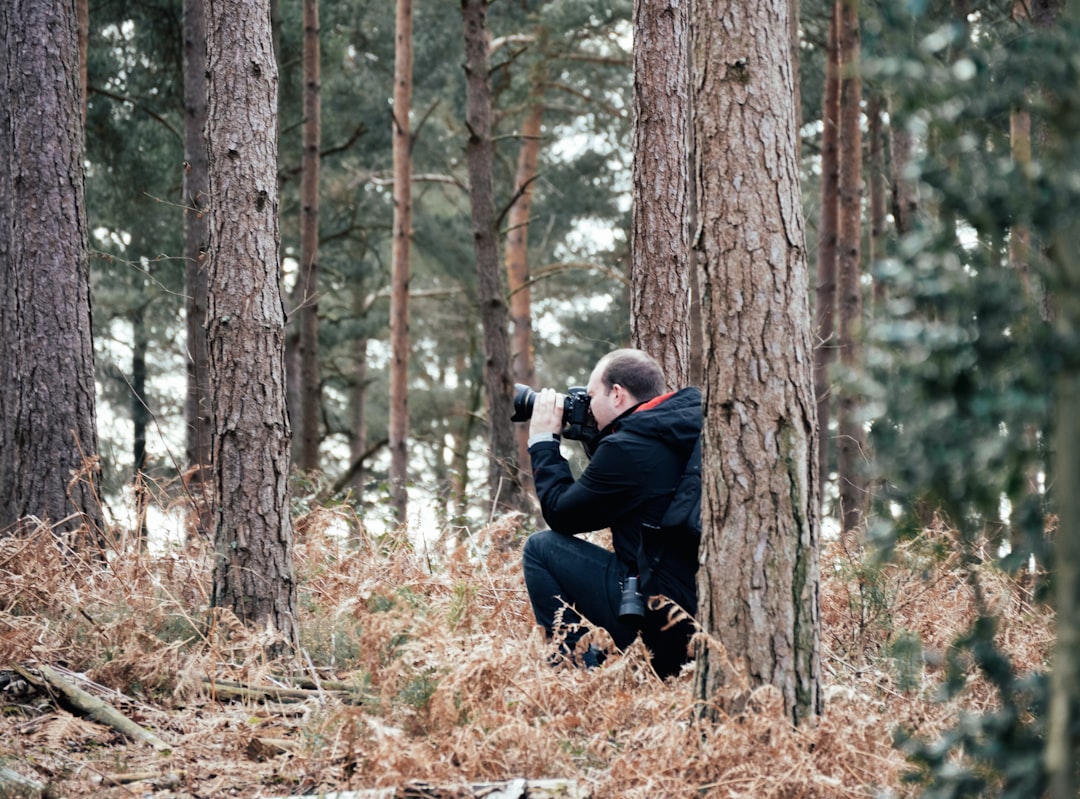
[511,383,598,441]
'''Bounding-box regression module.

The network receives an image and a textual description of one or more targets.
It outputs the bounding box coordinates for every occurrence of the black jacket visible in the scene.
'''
[528,386,702,613]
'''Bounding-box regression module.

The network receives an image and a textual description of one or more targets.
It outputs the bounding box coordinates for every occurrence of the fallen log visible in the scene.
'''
[261,778,590,799]
[202,679,362,704]
[17,664,171,752]
[0,764,49,799]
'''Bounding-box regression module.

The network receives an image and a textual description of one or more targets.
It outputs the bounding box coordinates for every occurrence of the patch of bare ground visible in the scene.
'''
[0,512,1053,798]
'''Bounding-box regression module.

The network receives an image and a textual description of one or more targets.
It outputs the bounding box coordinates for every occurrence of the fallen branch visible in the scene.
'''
[262,778,590,799]
[0,765,49,799]
[18,665,171,752]
[202,679,363,705]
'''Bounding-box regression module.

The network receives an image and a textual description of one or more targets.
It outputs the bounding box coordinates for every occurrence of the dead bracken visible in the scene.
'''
[0,511,1054,798]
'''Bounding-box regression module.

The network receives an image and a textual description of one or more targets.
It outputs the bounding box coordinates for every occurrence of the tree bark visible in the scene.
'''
[461,0,527,516]
[183,0,213,536]
[389,0,413,523]
[631,0,692,388]
[506,102,542,490]
[836,0,865,543]
[205,0,297,653]
[295,0,322,473]
[0,0,104,541]
[691,0,821,725]
[814,0,840,507]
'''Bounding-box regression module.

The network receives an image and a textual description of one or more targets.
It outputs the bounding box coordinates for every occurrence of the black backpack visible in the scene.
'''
[658,435,701,540]
[636,435,701,591]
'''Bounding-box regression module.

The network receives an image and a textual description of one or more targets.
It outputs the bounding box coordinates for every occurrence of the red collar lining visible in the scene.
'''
[633,390,675,413]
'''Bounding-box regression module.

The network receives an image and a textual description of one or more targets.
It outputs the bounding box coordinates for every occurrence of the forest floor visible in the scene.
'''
[0,509,1055,798]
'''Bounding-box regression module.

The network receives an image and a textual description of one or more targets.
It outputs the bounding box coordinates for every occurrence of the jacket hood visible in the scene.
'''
[606,386,702,459]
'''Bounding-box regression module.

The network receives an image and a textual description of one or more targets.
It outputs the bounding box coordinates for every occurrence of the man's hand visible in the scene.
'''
[528,388,565,438]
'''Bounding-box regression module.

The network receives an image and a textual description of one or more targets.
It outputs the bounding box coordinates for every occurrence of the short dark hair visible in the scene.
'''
[598,348,666,402]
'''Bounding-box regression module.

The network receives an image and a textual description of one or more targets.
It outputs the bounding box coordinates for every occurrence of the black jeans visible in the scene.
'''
[522,529,694,677]
[522,529,640,656]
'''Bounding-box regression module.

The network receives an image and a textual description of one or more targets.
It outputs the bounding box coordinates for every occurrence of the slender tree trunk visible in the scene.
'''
[205,0,297,654]
[814,0,841,508]
[295,0,322,473]
[691,0,821,725]
[388,0,413,523]
[1049,369,1080,798]
[0,0,104,542]
[506,103,542,492]
[349,329,369,496]
[889,95,916,236]
[630,0,691,388]
[183,0,213,536]
[132,304,149,544]
[461,0,527,516]
[836,0,865,543]
[867,90,887,311]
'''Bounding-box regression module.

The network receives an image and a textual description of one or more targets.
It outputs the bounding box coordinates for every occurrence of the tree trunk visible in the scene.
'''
[132,303,150,545]
[183,0,213,537]
[349,329,369,497]
[389,0,413,523]
[867,90,887,311]
[461,0,527,517]
[888,95,916,236]
[691,0,821,725]
[205,0,297,654]
[836,0,865,544]
[506,103,542,493]
[0,0,104,542]
[630,0,692,389]
[1049,369,1080,799]
[295,0,322,473]
[814,0,840,508]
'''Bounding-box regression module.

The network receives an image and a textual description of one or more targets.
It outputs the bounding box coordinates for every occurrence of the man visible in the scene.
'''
[522,348,701,678]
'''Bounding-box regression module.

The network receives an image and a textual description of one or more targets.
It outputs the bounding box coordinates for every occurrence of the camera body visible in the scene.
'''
[511,383,598,441]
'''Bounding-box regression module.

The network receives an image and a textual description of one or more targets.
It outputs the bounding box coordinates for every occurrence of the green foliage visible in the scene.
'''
[896,625,1048,799]
[867,234,1053,559]
[854,5,1080,796]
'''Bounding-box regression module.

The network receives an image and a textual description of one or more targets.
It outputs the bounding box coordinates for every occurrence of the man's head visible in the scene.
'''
[586,348,667,429]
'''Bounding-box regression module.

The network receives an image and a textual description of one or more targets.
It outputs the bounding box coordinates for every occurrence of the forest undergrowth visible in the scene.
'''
[0,506,1054,798]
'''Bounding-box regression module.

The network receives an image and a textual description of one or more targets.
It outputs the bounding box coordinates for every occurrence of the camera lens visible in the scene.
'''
[617,575,645,625]
[510,383,536,422]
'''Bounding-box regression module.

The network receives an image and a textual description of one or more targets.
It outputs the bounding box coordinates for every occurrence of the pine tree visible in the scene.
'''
[692,0,821,724]
[0,0,104,541]
[205,0,297,652]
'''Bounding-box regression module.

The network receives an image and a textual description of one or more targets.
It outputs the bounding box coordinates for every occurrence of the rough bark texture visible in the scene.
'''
[691,0,822,724]
[814,1,840,504]
[183,0,213,534]
[506,103,542,489]
[389,0,413,522]
[295,0,322,473]
[461,0,526,516]
[205,0,297,651]
[0,0,104,540]
[630,0,691,388]
[836,0,865,542]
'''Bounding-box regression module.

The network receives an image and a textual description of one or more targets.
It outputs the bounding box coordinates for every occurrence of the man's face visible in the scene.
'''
[586,361,628,430]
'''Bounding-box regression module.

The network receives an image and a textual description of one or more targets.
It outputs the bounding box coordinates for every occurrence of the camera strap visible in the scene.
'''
[635,522,667,591]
